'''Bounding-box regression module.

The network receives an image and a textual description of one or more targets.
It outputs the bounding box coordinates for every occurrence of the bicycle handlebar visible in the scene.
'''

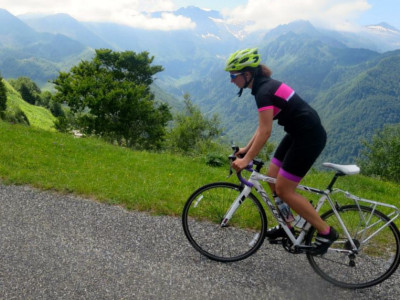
[229,146,255,188]
[238,165,254,187]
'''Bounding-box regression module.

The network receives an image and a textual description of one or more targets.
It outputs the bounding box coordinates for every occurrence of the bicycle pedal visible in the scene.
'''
[296,245,318,254]
[268,239,283,245]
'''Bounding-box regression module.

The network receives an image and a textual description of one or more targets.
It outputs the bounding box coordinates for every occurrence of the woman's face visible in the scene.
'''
[230,72,245,88]
[230,71,252,88]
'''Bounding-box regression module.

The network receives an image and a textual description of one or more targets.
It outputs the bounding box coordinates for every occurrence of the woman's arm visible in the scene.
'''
[233,109,273,171]
[237,131,257,156]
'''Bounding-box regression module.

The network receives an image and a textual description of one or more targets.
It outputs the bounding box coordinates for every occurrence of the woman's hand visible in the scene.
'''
[235,147,248,158]
[232,157,251,173]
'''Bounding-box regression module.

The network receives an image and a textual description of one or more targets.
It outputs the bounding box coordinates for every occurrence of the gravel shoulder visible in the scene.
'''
[0,184,399,299]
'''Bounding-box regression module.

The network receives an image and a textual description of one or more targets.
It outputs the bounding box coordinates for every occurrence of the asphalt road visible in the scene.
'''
[0,183,399,299]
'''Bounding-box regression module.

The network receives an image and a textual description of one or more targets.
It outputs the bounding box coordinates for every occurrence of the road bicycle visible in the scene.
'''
[182,146,400,289]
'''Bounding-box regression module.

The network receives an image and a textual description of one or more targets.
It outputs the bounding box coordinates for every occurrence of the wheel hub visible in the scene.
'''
[344,239,360,267]
[344,239,360,250]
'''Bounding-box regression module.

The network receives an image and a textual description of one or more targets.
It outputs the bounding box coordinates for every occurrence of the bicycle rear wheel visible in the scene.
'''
[182,182,267,262]
[306,205,400,288]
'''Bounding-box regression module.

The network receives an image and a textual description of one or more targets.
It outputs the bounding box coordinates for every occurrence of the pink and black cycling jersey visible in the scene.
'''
[251,76,322,134]
[251,75,326,182]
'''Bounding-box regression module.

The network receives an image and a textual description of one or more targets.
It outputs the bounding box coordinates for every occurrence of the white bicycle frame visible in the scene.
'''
[222,167,400,253]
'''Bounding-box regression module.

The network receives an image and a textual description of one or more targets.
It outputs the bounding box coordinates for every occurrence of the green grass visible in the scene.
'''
[4,80,56,131]
[0,120,399,222]
[0,120,233,216]
[304,169,400,211]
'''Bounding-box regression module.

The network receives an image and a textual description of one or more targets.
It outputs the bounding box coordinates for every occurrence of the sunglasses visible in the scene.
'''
[230,73,243,80]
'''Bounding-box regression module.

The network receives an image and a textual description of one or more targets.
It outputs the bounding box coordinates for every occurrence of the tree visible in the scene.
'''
[0,73,6,113]
[167,93,223,154]
[53,49,171,149]
[38,91,65,118]
[37,90,52,107]
[8,77,41,105]
[357,123,400,182]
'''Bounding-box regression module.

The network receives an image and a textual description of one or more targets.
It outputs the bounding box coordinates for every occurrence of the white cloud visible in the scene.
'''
[3,0,195,30]
[125,12,196,30]
[3,0,372,31]
[223,0,371,32]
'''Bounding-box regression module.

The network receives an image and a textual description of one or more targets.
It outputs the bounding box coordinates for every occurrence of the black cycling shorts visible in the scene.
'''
[271,125,327,182]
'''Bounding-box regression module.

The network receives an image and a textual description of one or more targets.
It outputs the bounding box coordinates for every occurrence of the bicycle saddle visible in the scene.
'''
[322,162,360,175]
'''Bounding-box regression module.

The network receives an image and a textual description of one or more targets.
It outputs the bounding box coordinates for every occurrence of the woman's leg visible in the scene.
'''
[274,126,328,232]
[267,134,292,192]
[275,174,329,233]
[268,160,329,232]
[276,175,338,254]
[267,160,280,192]
[265,160,295,238]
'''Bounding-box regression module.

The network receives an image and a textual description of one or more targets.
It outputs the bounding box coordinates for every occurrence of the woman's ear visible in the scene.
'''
[245,71,254,81]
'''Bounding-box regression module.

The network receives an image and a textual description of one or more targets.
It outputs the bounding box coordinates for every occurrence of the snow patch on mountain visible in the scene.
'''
[366,23,400,36]
[201,33,221,40]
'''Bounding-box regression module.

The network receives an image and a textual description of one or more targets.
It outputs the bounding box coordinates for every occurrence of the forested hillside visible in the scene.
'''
[313,51,400,162]
[0,9,94,87]
[177,28,400,163]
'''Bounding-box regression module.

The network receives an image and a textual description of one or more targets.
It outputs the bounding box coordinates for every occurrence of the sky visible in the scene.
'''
[1,0,399,32]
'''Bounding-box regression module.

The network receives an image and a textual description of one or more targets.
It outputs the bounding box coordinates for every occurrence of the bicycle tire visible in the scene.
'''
[306,205,400,289]
[182,182,267,262]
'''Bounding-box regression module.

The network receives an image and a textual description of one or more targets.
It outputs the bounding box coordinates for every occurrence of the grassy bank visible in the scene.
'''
[0,121,233,215]
[0,120,399,220]
[4,80,56,131]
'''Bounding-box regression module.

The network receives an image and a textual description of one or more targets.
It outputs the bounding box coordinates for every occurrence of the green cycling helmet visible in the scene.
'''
[225,48,260,71]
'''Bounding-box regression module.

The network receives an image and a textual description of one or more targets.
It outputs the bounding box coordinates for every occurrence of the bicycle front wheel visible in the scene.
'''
[306,205,400,289]
[182,182,267,262]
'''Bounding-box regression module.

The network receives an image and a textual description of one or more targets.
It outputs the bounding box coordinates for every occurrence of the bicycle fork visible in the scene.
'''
[220,185,252,227]
[220,184,264,248]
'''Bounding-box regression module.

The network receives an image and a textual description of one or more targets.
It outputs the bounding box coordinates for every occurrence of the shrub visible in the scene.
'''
[0,75,7,113]
[357,123,400,182]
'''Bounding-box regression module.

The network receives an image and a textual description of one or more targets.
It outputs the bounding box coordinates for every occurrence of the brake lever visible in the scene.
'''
[227,154,236,178]
[227,167,233,178]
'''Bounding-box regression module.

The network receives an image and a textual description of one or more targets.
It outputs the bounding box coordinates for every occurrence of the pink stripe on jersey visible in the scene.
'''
[275,83,295,101]
[273,107,281,116]
[258,105,273,112]
[258,106,281,117]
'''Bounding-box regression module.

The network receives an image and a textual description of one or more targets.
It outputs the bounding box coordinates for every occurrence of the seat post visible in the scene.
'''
[327,172,345,191]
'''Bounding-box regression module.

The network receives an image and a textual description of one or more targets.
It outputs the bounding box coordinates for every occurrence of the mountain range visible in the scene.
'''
[1,6,400,164]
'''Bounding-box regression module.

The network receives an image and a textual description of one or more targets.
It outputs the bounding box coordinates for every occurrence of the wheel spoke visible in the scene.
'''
[307,205,400,288]
[182,182,267,262]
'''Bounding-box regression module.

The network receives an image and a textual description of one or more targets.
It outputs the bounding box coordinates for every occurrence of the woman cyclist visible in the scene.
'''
[226,48,337,255]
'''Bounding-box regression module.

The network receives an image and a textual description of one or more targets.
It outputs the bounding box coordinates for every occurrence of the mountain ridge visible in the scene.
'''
[0,8,93,86]
[19,12,112,49]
